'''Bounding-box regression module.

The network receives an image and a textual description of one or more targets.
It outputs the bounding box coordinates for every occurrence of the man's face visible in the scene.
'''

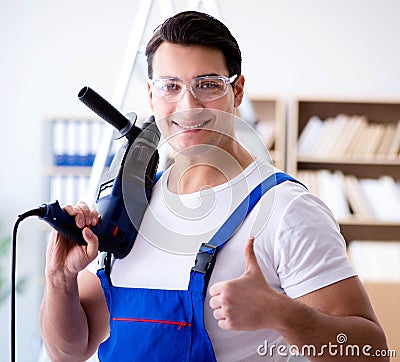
[148,42,244,155]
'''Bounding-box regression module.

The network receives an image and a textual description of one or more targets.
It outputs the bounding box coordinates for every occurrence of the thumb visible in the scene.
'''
[244,236,262,275]
[83,227,99,261]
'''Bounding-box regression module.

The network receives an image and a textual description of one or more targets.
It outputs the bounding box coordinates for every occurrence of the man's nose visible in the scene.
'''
[175,86,203,112]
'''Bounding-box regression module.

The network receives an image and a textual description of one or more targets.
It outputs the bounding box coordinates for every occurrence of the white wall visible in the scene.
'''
[234,0,400,99]
[1,0,400,361]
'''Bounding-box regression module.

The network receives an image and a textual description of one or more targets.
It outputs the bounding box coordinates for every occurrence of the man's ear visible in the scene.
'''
[147,82,154,111]
[233,75,245,108]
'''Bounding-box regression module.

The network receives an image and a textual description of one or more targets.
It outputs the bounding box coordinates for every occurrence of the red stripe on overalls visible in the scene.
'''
[113,317,192,330]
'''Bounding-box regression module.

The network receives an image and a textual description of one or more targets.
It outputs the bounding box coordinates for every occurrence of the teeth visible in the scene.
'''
[178,120,208,129]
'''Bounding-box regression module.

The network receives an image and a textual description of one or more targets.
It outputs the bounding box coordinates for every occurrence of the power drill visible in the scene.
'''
[37,86,160,258]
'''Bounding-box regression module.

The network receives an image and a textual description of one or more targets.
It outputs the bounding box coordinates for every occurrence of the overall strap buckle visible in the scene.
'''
[191,243,218,275]
[98,251,113,286]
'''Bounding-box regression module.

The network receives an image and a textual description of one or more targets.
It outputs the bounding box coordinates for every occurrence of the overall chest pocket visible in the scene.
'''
[99,287,194,362]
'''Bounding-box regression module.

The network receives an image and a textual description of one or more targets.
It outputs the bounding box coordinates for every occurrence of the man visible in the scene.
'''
[40,11,388,361]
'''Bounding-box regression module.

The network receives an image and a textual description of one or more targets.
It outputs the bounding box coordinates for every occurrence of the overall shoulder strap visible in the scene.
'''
[190,172,305,291]
[204,172,303,252]
[154,170,164,185]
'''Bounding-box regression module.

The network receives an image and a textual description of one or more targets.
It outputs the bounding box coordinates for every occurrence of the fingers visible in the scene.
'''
[46,229,76,273]
[63,201,99,229]
[209,280,223,297]
[209,291,227,327]
[210,287,236,330]
[213,307,225,323]
[82,227,99,261]
[209,290,222,308]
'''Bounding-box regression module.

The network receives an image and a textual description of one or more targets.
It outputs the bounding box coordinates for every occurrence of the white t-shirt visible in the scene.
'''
[88,159,356,361]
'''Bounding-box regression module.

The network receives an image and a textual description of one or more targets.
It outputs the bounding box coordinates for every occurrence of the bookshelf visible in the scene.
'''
[287,98,400,244]
[42,117,113,205]
[238,97,285,170]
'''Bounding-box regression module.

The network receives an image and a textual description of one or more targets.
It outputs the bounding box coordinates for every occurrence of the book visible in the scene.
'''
[50,119,105,167]
[49,174,90,205]
[297,170,319,197]
[52,120,67,166]
[329,115,361,158]
[346,119,370,159]
[363,123,385,159]
[379,175,400,217]
[65,121,78,166]
[77,120,90,166]
[375,123,397,159]
[316,169,350,220]
[348,116,368,158]
[317,114,350,158]
[386,120,400,160]
[358,177,400,222]
[312,117,337,157]
[89,121,104,166]
[342,175,374,219]
[329,114,352,157]
[297,116,325,156]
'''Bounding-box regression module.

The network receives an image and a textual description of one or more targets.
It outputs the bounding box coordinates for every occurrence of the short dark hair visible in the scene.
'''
[145,10,242,79]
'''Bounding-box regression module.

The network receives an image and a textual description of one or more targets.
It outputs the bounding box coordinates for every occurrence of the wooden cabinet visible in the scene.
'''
[238,97,285,170]
[287,98,400,244]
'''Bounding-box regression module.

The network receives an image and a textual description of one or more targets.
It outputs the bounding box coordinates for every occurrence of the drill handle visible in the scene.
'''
[39,200,89,246]
[78,86,128,132]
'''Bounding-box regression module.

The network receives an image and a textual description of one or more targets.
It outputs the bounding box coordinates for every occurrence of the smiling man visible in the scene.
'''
[39,11,388,362]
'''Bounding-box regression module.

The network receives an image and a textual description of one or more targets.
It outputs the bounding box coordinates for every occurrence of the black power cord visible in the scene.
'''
[11,207,43,362]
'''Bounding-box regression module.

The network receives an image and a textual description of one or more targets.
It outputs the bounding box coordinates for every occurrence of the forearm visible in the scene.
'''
[39,272,92,362]
[273,295,389,362]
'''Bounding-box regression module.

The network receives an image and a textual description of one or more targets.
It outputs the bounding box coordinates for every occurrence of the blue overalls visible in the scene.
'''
[96,172,302,361]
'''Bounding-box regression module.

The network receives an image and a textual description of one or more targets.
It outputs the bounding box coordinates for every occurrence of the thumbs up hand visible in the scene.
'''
[209,237,280,331]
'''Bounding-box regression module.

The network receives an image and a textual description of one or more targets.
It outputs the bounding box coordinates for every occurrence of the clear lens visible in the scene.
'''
[152,75,237,103]
[153,79,182,100]
[194,77,226,101]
